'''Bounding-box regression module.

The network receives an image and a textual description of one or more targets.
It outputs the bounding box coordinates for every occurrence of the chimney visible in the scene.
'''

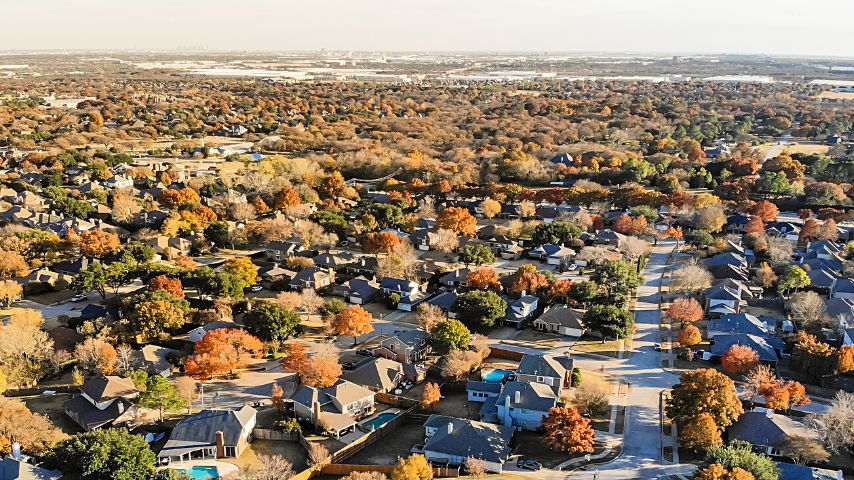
[514,390,521,404]
[215,431,225,458]
[312,401,321,427]
[12,443,21,460]
[520,290,526,297]
[447,422,453,434]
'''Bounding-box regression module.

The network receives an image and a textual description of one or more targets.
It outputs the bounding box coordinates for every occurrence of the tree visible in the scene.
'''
[300,355,341,388]
[541,406,595,453]
[743,365,777,402]
[452,290,507,328]
[810,391,854,454]
[244,301,301,341]
[780,436,829,466]
[466,267,500,290]
[271,382,286,415]
[721,345,760,375]
[148,275,184,299]
[751,201,778,222]
[363,231,402,254]
[331,305,374,345]
[73,338,117,375]
[377,242,419,280]
[222,256,259,287]
[695,206,727,233]
[480,199,501,221]
[78,229,120,258]
[422,383,441,409]
[301,288,324,323]
[307,442,330,466]
[667,369,743,428]
[799,218,820,243]
[838,345,854,374]
[680,413,723,452]
[0,280,22,307]
[275,188,302,209]
[275,291,302,311]
[46,428,156,480]
[694,464,755,480]
[754,263,777,289]
[569,281,599,308]
[817,219,839,241]
[743,216,765,235]
[788,291,829,332]
[417,303,444,332]
[440,349,481,380]
[174,376,197,414]
[793,332,836,377]
[138,375,187,422]
[429,319,470,353]
[463,457,487,477]
[678,325,702,347]
[531,222,583,246]
[0,250,28,280]
[590,261,642,307]
[458,244,495,266]
[341,472,387,480]
[777,265,809,296]
[391,454,432,480]
[705,442,780,480]
[0,396,67,456]
[766,238,793,266]
[185,328,263,378]
[583,305,634,341]
[432,228,459,253]
[437,207,477,237]
[667,297,704,325]
[670,263,713,294]
[621,236,649,265]
[131,296,188,341]
[243,455,294,480]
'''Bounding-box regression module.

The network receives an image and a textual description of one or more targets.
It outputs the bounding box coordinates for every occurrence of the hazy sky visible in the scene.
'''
[2,0,853,57]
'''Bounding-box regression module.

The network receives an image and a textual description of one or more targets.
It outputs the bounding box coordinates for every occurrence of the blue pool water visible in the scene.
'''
[360,412,397,430]
[482,368,513,383]
[175,466,219,480]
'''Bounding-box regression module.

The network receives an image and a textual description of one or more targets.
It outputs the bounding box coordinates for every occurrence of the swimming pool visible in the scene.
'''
[174,466,219,480]
[360,411,397,430]
[482,368,514,383]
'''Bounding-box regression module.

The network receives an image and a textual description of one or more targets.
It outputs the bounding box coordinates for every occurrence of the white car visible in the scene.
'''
[250,285,263,292]
[70,293,87,303]
[567,263,579,271]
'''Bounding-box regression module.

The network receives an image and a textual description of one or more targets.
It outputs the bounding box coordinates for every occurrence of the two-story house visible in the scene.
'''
[265,240,301,262]
[515,353,574,395]
[65,376,139,431]
[504,294,539,328]
[493,381,559,430]
[379,277,420,297]
[290,267,334,291]
[290,379,375,438]
[374,330,430,364]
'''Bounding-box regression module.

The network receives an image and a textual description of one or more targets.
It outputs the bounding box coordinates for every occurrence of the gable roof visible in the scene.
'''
[727,410,817,448]
[160,405,256,458]
[534,305,585,329]
[707,313,769,336]
[343,357,404,391]
[80,376,137,402]
[496,381,558,412]
[291,379,374,410]
[710,334,780,362]
[777,462,842,480]
[517,354,573,379]
[424,415,514,463]
[0,456,62,480]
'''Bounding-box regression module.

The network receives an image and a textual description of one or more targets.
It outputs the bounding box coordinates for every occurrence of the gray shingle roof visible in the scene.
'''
[159,405,256,458]
[517,354,573,379]
[424,415,514,463]
[495,381,558,412]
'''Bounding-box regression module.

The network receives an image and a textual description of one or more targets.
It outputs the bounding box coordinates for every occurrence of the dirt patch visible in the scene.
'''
[345,421,424,465]
[22,393,82,436]
[222,439,309,472]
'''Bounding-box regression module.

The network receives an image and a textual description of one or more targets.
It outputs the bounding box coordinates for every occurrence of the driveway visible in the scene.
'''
[199,360,295,410]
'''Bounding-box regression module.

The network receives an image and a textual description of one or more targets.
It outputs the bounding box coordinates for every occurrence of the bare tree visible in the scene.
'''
[463,457,487,477]
[810,391,854,454]
[175,376,198,414]
[433,228,460,254]
[301,289,323,323]
[781,436,830,465]
[242,455,294,480]
[275,291,303,311]
[115,344,135,374]
[620,237,649,265]
[669,262,713,294]
[231,202,256,223]
[417,303,445,332]
[307,442,330,466]
[767,238,794,266]
[789,291,830,331]
[743,364,776,402]
[576,246,611,266]
[377,242,418,279]
[518,200,536,219]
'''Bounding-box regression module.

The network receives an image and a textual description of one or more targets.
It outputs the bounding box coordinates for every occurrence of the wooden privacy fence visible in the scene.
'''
[375,392,419,408]
[488,346,525,361]
[252,428,301,441]
[321,464,459,478]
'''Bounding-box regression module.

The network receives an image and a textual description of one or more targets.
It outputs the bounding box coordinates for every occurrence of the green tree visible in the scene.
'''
[569,281,599,308]
[452,290,507,328]
[704,441,780,480]
[45,428,156,480]
[531,222,583,246]
[777,265,809,296]
[370,204,404,229]
[118,241,156,265]
[244,301,301,341]
[138,375,187,422]
[429,319,471,353]
[590,260,642,307]
[458,244,495,266]
[583,305,634,341]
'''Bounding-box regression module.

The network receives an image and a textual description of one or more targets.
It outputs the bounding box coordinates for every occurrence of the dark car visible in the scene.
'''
[356,349,374,356]
[342,362,357,370]
[517,459,542,471]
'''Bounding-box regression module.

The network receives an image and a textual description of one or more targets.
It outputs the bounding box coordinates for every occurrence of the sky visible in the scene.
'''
[2,0,853,57]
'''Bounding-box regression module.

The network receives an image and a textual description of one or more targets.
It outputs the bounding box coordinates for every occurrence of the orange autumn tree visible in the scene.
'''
[510,264,548,296]
[667,297,704,325]
[743,216,765,235]
[275,188,302,209]
[186,328,263,377]
[678,325,702,347]
[751,200,779,222]
[363,231,402,254]
[467,267,500,291]
[547,279,574,304]
[680,413,723,452]
[838,345,854,373]
[300,355,342,388]
[281,342,310,374]
[79,229,121,258]
[331,305,374,345]
[694,464,755,480]
[148,275,184,299]
[542,406,595,453]
[436,207,477,237]
[760,379,810,410]
[721,345,760,374]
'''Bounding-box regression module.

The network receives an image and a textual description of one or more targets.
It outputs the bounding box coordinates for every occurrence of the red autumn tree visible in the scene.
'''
[363,231,402,254]
[331,305,374,345]
[274,188,302,209]
[799,218,819,243]
[546,279,574,304]
[148,275,184,299]
[677,325,702,347]
[838,345,854,373]
[436,207,477,237]
[467,267,500,291]
[751,200,779,222]
[542,407,595,453]
[721,345,760,374]
[510,270,548,296]
[743,216,765,235]
[667,297,704,325]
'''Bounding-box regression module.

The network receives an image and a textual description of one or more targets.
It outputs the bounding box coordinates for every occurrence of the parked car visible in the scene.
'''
[356,349,374,356]
[566,263,579,271]
[653,343,662,351]
[250,285,263,292]
[517,459,542,471]
[70,293,87,303]
[342,362,356,370]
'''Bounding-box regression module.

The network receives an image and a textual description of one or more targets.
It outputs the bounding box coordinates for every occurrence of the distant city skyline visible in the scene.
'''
[2,0,853,58]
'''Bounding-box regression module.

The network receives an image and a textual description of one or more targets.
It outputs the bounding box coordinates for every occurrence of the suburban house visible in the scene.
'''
[594,229,626,249]
[397,292,430,312]
[65,376,139,431]
[726,409,821,457]
[467,381,502,403]
[421,415,514,473]
[706,313,772,339]
[710,334,782,364]
[704,279,754,315]
[426,290,458,318]
[504,294,539,328]
[532,305,586,337]
[290,379,375,438]
[776,463,843,480]
[312,251,356,271]
[831,278,854,301]
[144,236,192,259]
[332,277,381,304]
[136,345,175,377]
[290,267,334,290]
[158,405,257,463]
[265,240,301,262]
[374,330,430,364]
[343,357,406,393]
[379,277,420,297]
[187,321,239,343]
[438,268,470,288]
[515,354,574,395]
[486,381,559,430]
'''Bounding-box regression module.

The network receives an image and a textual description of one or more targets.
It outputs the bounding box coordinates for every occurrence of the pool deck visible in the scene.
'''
[162,460,240,479]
